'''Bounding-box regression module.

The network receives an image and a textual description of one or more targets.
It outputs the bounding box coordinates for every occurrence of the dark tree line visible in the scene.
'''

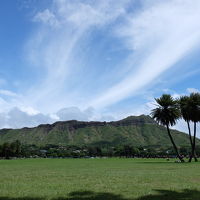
[1,141,199,159]
[0,140,22,159]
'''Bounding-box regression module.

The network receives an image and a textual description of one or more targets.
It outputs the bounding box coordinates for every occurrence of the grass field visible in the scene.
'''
[0,158,199,200]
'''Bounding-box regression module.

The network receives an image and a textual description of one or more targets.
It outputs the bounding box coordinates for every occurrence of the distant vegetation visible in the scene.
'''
[1,140,200,159]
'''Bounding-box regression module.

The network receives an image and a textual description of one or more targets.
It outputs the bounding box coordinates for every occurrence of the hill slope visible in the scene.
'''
[0,115,197,147]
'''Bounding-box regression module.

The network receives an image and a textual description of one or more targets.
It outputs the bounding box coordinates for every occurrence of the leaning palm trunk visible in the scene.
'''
[189,122,198,162]
[166,125,184,162]
[187,121,198,162]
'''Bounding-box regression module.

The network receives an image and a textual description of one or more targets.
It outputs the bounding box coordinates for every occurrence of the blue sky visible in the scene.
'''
[0,0,200,136]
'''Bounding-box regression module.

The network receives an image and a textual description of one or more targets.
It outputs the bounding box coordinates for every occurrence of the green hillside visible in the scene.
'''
[0,115,197,147]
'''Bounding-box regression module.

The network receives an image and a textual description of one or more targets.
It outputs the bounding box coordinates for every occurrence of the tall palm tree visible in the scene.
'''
[188,93,200,162]
[151,94,184,162]
[179,96,198,161]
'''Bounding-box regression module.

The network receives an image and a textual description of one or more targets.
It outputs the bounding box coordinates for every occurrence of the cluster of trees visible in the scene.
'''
[0,140,21,159]
[1,141,199,159]
[151,92,200,162]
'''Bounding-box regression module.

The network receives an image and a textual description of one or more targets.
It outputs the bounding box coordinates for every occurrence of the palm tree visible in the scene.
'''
[151,94,184,162]
[188,93,200,162]
[179,96,198,161]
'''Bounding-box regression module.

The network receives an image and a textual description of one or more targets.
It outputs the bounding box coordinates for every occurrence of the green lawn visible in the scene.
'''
[0,158,199,200]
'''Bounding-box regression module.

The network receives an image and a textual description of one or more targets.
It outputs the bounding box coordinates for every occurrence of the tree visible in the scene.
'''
[122,145,134,158]
[10,140,22,157]
[188,93,200,162]
[2,142,11,159]
[151,94,184,162]
[179,96,198,161]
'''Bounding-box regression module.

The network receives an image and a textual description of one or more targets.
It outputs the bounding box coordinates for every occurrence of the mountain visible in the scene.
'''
[0,115,197,147]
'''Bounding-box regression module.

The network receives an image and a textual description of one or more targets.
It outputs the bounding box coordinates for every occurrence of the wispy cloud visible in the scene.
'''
[33,9,59,27]
[26,0,200,112]
[0,89,18,97]
[25,0,131,112]
[90,0,200,108]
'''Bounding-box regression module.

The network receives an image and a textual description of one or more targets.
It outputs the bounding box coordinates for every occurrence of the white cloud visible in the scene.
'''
[25,0,200,112]
[0,97,12,112]
[56,106,94,121]
[187,88,200,93]
[33,9,59,27]
[60,0,128,27]
[24,0,131,112]
[0,107,53,129]
[174,119,200,139]
[90,0,200,108]
[20,106,40,116]
[0,106,114,129]
[0,89,18,97]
